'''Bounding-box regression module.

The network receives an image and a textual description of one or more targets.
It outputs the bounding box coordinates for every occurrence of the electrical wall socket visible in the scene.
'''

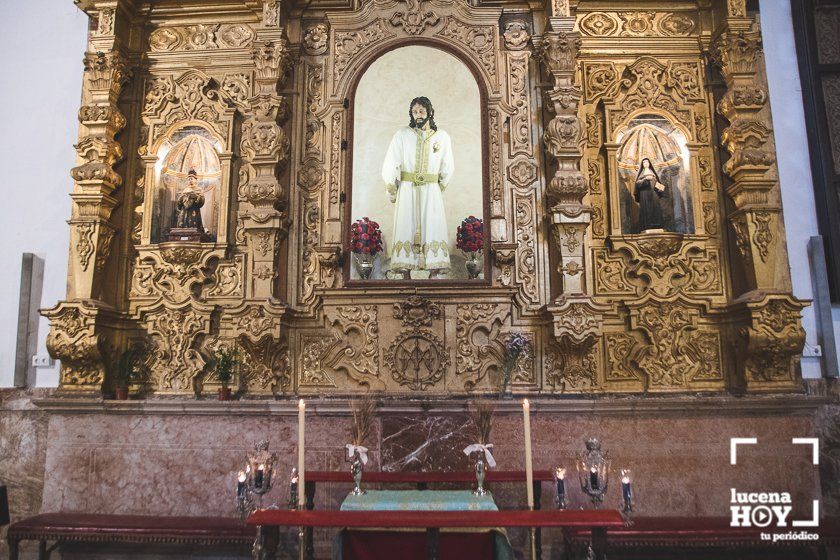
[803,345,823,358]
[32,355,53,368]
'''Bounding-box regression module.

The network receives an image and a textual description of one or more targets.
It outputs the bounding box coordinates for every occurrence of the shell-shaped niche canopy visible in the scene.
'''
[616,122,682,172]
[153,126,223,242]
[615,115,695,234]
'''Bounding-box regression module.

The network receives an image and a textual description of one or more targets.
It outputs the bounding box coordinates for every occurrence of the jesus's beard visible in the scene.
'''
[414,116,429,129]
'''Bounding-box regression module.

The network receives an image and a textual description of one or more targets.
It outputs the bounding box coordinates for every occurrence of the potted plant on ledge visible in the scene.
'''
[112,347,143,400]
[214,344,239,401]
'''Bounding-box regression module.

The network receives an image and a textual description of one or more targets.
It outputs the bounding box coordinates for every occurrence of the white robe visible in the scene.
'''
[382,126,454,272]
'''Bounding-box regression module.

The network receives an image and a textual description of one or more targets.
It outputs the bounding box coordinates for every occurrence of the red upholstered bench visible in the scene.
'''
[6,513,256,560]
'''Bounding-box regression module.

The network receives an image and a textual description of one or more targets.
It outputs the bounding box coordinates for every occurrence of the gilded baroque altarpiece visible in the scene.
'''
[44,0,806,398]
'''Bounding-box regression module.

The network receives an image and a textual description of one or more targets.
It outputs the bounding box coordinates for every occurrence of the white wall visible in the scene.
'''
[0,1,88,387]
[760,1,825,378]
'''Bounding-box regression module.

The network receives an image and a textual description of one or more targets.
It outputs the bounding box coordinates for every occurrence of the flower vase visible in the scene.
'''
[350,450,366,495]
[465,252,481,279]
[474,455,488,496]
[353,253,375,280]
[499,365,513,399]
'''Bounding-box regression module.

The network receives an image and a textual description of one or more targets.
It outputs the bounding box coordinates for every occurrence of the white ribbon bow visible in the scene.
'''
[346,444,369,465]
[463,443,497,468]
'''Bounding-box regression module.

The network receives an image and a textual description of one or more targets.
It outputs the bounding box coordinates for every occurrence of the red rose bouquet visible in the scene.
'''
[350,217,383,256]
[456,216,484,254]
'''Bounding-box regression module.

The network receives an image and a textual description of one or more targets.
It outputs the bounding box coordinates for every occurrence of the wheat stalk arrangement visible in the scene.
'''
[350,394,377,446]
[469,399,496,445]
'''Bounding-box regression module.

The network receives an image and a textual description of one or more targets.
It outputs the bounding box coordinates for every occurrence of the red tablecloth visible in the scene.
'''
[342,530,495,560]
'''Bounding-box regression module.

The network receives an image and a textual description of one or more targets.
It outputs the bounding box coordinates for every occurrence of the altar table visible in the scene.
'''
[337,489,509,559]
[303,470,555,557]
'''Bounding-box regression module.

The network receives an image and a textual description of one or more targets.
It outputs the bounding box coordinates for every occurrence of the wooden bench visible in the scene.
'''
[563,516,840,559]
[6,513,256,560]
[247,508,625,560]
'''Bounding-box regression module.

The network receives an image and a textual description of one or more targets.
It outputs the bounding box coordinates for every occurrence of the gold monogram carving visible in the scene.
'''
[385,328,449,391]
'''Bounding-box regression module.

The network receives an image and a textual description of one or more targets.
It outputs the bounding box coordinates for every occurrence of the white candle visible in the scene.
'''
[523,398,534,509]
[298,398,306,508]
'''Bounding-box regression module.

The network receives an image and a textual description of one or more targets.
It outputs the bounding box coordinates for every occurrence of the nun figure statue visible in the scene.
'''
[633,158,667,232]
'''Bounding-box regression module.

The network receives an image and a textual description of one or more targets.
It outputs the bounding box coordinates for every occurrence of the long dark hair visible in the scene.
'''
[635,158,661,183]
[408,96,437,131]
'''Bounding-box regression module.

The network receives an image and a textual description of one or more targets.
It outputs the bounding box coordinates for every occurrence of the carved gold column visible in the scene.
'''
[43,0,132,394]
[712,7,806,391]
[240,4,292,299]
[540,27,588,297]
[539,12,608,390]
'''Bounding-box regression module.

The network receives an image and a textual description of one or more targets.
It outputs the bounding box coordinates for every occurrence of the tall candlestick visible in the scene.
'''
[523,399,534,509]
[298,399,306,508]
[237,470,247,499]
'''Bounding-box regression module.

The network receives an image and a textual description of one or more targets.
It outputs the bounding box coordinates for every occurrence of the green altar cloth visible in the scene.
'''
[340,490,498,512]
[334,490,514,560]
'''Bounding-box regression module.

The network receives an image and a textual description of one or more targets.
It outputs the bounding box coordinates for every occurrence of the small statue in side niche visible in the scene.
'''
[634,158,668,232]
[175,169,205,231]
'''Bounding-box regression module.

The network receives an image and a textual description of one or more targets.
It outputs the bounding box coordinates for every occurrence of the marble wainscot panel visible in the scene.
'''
[27,395,827,558]
[0,389,52,560]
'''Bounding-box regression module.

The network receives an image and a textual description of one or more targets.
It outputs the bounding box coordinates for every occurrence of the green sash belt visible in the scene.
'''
[400,171,440,185]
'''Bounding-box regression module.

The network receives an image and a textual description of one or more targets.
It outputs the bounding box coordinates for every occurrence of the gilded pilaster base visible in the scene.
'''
[728,291,807,393]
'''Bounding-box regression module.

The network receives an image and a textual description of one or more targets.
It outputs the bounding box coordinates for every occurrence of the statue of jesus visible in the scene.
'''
[382,96,454,279]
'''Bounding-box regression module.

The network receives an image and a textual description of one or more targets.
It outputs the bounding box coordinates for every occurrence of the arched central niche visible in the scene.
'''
[152,125,223,243]
[615,114,695,234]
[349,44,486,281]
